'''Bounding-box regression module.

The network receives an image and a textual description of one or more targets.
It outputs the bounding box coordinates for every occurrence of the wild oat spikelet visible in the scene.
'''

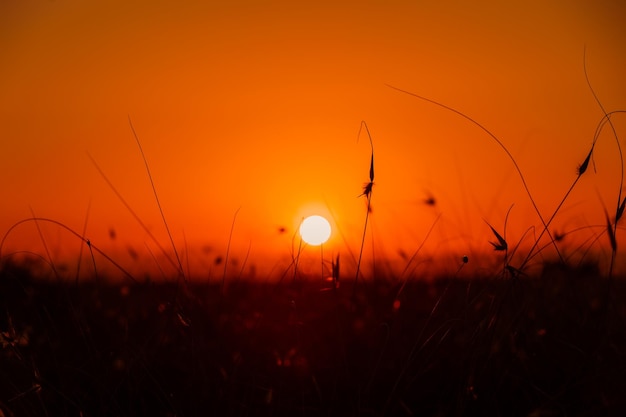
[360,181,374,199]
[359,154,375,198]
[357,121,375,199]
[354,121,375,297]
[577,148,593,176]
[486,222,508,251]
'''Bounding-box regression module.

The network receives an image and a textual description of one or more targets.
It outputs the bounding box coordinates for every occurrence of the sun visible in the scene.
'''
[299,215,331,246]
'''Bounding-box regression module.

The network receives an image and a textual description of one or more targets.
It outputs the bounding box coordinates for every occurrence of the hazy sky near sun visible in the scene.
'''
[2,0,626,279]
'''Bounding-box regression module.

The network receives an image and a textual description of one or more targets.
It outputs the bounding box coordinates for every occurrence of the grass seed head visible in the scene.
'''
[577,149,593,176]
[553,230,565,242]
[360,182,374,198]
[357,120,375,198]
[486,223,508,251]
[423,191,437,206]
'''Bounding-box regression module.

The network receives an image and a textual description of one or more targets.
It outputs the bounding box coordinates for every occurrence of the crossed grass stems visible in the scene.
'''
[0,58,623,314]
[383,69,624,285]
[0,54,625,416]
[0,57,623,287]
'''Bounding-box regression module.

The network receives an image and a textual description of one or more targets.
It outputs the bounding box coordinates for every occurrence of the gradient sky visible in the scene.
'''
[2,1,626,280]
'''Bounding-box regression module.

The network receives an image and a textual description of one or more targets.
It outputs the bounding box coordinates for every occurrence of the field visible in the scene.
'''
[2,50,624,417]
[4,2,626,416]
[2,259,626,417]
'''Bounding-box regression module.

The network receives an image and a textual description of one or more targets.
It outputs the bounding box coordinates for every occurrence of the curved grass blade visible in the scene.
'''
[386,84,564,264]
[128,117,186,282]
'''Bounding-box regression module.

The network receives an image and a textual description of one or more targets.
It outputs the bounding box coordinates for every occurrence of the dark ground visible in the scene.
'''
[2,261,626,416]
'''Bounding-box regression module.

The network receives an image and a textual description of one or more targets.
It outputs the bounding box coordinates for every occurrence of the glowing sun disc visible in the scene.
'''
[299,215,331,245]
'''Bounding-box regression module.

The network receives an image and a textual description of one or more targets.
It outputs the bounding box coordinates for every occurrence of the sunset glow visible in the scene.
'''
[3,4,626,413]
[1,1,626,280]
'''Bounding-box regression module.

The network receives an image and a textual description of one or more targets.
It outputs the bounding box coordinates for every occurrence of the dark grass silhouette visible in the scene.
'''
[2,54,626,415]
[386,51,625,278]
[1,260,625,417]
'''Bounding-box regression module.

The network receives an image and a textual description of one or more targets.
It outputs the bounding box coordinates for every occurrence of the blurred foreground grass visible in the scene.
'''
[2,260,626,416]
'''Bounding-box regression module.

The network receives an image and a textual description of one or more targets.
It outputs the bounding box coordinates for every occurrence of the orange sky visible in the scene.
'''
[2,1,626,281]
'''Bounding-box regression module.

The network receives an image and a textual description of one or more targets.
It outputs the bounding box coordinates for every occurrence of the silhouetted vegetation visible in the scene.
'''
[3,51,625,416]
[2,258,626,416]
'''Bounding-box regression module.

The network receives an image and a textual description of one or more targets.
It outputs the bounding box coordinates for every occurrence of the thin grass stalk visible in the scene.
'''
[273,228,302,285]
[507,225,535,265]
[520,109,625,272]
[323,197,358,266]
[454,254,469,277]
[75,199,92,285]
[28,207,59,281]
[583,49,624,278]
[222,207,241,296]
[576,228,613,269]
[353,121,375,299]
[320,243,324,282]
[386,84,564,264]
[182,229,191,278]
[87,153,180,275]
[518,175,584,271]
[0,217,137,283]
[128,117,186,282]
[293,237,304,284]
[236,241,252,281]
[354,193,372,291]
[145,242,167,281]
[395,213,441,301]
[489,204,513,275]
[86,239,98,284]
